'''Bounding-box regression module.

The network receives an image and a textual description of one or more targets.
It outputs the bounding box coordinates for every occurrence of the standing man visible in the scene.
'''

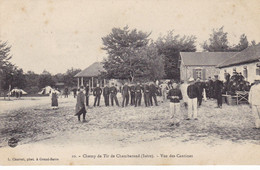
[64,87,69,98]
[208,77,214,99]
[195,77,203,106]
[93,84,102,107]
[85,84,90,106]
[122,82,130,107]
[130,83,136,106]
[149,82,158,106]
[214,75,223,108]
[110,83,119,106]
[249,80,260,129]
[180,80,189,109]
[135,82,142,107]
[103,83,110,106]
[75,86,87,122]
[167,81,183,126]
[143,82,150,107]
[187,78,199,120]
[159,81,169,102]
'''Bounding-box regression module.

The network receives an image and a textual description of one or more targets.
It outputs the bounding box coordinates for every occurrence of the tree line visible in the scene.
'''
[0,26,259,95]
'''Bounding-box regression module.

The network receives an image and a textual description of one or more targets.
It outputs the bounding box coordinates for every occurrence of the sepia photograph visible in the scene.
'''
[0,0,260,165]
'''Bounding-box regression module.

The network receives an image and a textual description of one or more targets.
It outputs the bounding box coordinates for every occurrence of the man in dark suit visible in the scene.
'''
[135,82,142,107]
[103,83,110,106]
[75,86,87,122]
[195,77,203,106]
[130,83,136,106]
[149,82,158,106]
[110,83,119,106]
[122,82,130,107]
[143,82,150,107]
[93,84,102,107]
[214,75,224,108]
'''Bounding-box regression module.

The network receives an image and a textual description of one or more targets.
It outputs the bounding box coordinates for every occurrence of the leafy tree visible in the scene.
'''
[229,34,249,52]
[38,70,55,88]
[63,68,81,87]
[202,26,229,52]
[156,31,196,79]
[102,26,151,82]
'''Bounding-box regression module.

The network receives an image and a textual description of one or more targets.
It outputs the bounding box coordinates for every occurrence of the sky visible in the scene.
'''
[0,0,260,74]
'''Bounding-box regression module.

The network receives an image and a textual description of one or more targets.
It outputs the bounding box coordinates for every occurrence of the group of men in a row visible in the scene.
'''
[85,82,159,108]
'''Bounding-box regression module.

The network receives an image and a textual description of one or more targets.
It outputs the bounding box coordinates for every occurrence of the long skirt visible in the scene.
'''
[51,96,58,107]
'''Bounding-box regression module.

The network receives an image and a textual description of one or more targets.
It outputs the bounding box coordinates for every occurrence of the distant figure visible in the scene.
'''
[64,87,69,98]
[214,75,224,108]
[72,88,77,98]
[130,83,136,106]
[75,86,87,122]
[159,82,169,102]
[110,83,120,106]
[143,82,151,107]
[208,77,214,99]
[187,78,199,120]
[249,80,260,129]
[167,81,183,127]
[122,82,130,107]
[103,83,110,106]
[93,84,102,107]
[135,82,142,107]
[195,77,203,106]
[149,82,158,106]
[85,84,90,106]
[51,88,59,110]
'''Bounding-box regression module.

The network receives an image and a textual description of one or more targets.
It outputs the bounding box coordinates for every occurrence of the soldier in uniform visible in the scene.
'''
[135,82,142,107]
[103,83,110,106]
[195,77,203,106]
[93,84,102,107]
[122,82,130,107]
[143,82,150,107]
[149,82,158,106]
[130,83,136,105]
[208,77,214,99]
[214,75,224,108]
[110,83,119,106]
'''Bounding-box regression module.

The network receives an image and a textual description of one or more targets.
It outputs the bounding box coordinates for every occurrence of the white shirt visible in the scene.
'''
[249,83,260,106]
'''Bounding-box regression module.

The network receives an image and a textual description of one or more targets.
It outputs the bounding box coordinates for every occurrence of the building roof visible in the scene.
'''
[180,52,237,66]
[217,44,260,68]
[74,62,106,78]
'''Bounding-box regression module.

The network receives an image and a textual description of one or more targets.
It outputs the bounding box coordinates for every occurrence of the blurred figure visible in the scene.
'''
[93,84,102,107]
[167,81,183,127]
[103,83,110,106]
[180,80,189,109]
[122,82,130,107]
[130,83,136,106]
[187,78,199,120]
[143,82,151,107]
[85,84,90,106]
[159,81,169,103]
[64,87,69,98]
[135,82,142,107]
[75,86,87,122]
[195,77,203,106]
[149,82,158,106]
[214,75,224,108]
[249,80,260,129]
[110,83,120,106]
[51,88,59,110]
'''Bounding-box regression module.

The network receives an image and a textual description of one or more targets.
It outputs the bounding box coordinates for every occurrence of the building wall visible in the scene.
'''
[180,64,220,81]
[219,62,260,83]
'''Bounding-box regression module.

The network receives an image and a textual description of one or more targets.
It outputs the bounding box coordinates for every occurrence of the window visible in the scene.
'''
[256,63,260,75]
[196,69,202,79]
[243,66,248,78]
[193,68,206,80]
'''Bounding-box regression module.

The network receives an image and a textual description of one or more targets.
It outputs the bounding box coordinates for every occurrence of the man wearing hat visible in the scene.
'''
[75,86,87,122]
[187,77,199,120]
[93,84,102,107]
[214,75,223,108]
[103,83,110,106]
[249,80,260,129]
[149,82,158,106]
[135,82,142,107]
[143,82,151,107]
[130,83,136,106]
[122,82,130,107]
[110,83,119,106]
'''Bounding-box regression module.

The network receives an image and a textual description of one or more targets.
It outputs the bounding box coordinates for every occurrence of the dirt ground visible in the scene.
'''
[0,95,259,149]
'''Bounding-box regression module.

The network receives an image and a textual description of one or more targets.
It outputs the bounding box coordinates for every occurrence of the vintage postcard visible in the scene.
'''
[0,0,260,165]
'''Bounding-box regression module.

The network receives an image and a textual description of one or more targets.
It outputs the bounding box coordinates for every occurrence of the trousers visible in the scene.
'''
[111,94,119,106]
[122,94,129,107]
[170,102,180,124]
[188,98,198,119]
[103,95,109,106]
[94,95,101,106]
[252,105,260,128]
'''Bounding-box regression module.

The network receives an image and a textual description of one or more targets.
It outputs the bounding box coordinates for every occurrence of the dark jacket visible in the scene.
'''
[135,85,142,93]
[214,80,223,94]
[167,88,183,103]
[110,86,118,95]
[93,87,102,96]
[103,86,110,96]
[187,84,199,99]
[85,86,89,95]
[149,84,157,95]
[122,85,130,96]
[76,91,85,113]
[130,85,135,94]
[143,84,150,93]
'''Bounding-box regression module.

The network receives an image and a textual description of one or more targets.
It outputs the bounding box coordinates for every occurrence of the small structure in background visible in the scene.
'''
[179,52,237,81]
[38,86,53,96]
